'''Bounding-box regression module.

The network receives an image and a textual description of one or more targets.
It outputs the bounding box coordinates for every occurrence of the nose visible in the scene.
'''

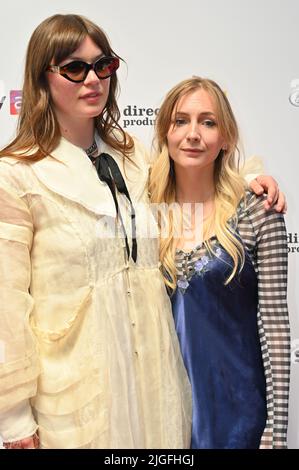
[186,123,201,142]
[84,68,101,85]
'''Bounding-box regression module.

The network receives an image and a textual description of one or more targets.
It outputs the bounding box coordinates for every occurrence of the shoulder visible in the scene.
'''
[0,157,33,195]
[0,155,21,166]
[238,191,286,242]
[105,134,150,201]
[131,135,151,167]
[239,191,284,222]
[107,130,150,169]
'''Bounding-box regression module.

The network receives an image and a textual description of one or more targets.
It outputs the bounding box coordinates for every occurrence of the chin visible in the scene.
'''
[179,159,205,168]
[84,108,105,119]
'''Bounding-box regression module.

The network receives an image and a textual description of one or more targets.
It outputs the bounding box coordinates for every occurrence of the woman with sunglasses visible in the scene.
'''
[0,13,193,449]
[149,77,290,449]
[0,14,285,449]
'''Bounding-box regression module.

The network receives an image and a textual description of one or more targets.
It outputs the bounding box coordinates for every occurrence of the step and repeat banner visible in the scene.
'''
[0,0,298,448]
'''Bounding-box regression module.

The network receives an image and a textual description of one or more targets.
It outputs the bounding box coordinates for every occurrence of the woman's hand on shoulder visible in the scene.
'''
[249,175,287,213]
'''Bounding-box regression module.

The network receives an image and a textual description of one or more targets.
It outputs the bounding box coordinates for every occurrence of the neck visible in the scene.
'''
[58,114,95,150]
[174,164,216,249]
[175,164,215,204]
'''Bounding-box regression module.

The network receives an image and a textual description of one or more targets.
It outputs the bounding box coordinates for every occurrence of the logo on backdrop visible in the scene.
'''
[10,90,22,115]
[0,80,6,111]
[289,79,299,107]
[288,232,299,254]
[122,105,159,129]
[0,96,5,110]
[291,339,299,364]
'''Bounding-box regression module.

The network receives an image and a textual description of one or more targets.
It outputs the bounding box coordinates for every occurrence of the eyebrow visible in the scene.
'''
[175,111,216,117]
[63,52,105,63]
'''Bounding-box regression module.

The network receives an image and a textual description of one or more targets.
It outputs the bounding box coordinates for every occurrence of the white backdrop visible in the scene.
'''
[0,0,298,448]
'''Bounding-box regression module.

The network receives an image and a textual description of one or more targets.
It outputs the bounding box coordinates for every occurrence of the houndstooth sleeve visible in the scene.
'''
[237,193,290,449]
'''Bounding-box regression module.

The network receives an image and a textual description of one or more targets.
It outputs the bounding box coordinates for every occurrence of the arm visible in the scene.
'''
[1,401,39,448]
[0,164,40,445]
[242,156,286,213]
[248,195,290,448]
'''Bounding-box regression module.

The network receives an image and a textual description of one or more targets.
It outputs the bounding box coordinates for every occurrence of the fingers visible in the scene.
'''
[274,191,287,213]
[249,176,286,213]
[20,436,37,449]
[256,176,279,206]
[263,199,271,211]
[249,179,264,196]
[263,190,287,213]
[267,185,279,206]
[3,432,39,449]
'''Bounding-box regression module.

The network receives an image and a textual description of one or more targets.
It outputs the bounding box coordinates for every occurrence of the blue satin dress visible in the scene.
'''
[171,241,267,449]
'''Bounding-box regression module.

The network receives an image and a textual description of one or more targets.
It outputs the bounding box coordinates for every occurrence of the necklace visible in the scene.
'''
[85,140,98,157]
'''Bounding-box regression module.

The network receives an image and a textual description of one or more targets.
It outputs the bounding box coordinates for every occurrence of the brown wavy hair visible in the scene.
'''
[0,14,133,161]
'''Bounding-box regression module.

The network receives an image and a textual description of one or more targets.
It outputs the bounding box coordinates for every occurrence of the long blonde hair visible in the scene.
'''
[149,77,246,291]
[0,14,133,161]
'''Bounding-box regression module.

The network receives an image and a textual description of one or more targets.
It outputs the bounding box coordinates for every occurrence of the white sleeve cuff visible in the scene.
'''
[0,399,38,442]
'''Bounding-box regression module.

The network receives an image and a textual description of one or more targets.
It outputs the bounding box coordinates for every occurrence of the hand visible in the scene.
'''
[3,432,39,449]
[249,175,287,213]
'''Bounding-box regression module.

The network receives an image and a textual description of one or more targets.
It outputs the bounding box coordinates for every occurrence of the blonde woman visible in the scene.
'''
[150,77,290,448]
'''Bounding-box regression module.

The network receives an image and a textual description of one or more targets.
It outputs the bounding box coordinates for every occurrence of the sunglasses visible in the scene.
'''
[47,56,119,83]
